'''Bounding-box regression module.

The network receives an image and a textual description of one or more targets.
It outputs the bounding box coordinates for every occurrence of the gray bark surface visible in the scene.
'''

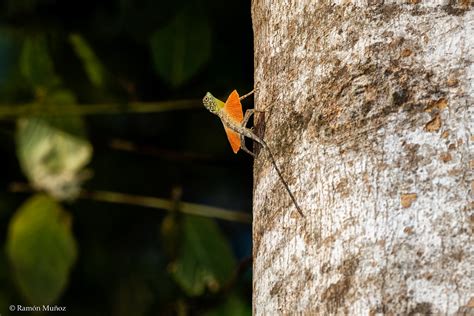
[251,1,473,314]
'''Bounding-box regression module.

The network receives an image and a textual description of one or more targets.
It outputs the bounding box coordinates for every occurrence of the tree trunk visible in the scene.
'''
[251,1,473,315]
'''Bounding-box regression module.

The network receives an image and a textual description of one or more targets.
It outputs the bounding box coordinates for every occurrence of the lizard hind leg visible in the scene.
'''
[240,141,256,157]
[242,109,255,129]
[240,109,256,157]
[240,108,266,157]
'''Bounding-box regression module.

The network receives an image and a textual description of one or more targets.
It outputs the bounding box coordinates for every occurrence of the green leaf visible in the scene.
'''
[16,116,92,200]
[19,35,60,93]
[69,33,106,88]
[150,7,211,88]
[6,194,77,305]
[205,294,252,316]
[170,215,236,296]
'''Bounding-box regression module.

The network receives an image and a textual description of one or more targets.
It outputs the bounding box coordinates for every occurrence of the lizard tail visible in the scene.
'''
[262,142,305,218]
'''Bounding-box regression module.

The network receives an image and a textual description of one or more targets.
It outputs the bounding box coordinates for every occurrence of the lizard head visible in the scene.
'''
[202,92,219,114]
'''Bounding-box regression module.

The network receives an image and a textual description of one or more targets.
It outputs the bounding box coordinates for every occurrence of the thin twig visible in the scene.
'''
[0,99,200,120]
[9,183,252,224]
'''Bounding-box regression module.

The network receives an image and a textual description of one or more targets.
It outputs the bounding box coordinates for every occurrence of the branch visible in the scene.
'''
[0,99,201,120]
[9,183,251,224]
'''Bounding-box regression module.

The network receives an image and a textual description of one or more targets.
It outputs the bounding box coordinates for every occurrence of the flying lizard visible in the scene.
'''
[202,90,304,217]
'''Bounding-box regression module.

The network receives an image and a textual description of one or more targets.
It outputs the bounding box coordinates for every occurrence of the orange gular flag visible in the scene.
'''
[222,90,244,153]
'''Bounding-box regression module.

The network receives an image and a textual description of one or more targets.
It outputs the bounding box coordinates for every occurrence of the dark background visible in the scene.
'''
[0,0,254,314]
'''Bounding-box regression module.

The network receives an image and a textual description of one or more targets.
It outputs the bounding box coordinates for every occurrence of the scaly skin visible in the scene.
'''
[202,91,305,218]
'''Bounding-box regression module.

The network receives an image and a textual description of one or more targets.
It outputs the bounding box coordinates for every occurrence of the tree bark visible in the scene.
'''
[251,1,473,315]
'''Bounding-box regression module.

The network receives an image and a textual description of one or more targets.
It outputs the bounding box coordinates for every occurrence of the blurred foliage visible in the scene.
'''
[6,194,77,305]
[16,116,92,200]
[205,294,252,316]
[20,35,61,93]
[0,0,253,314]
[69,34,107,89]
[150,6,211,88]
[170,215,236,296]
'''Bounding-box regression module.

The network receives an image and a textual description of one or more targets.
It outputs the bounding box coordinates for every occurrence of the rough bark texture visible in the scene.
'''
[251,1,473,315]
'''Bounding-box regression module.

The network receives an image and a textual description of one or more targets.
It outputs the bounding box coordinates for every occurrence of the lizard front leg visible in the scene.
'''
[239,90,264,156]
[239,89,254,101]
